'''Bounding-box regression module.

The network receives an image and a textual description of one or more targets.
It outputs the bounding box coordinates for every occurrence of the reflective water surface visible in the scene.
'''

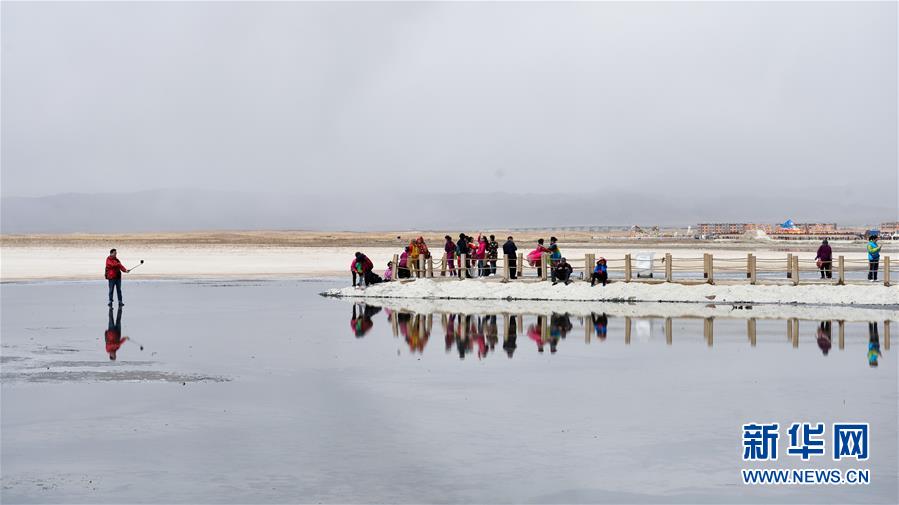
[2,280,896,504]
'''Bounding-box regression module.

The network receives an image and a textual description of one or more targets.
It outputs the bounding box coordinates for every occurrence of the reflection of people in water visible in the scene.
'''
[868,322,882,367]
[350,304,382,338]
[443,314,457,353]
[591,313,608,341]
[528,315,546,353]
[105,306,128,360]
[485,315,498,353]
[403,313,430,353]
[503,316,517,358]
[472,316,487,359]
[816,321,832,356]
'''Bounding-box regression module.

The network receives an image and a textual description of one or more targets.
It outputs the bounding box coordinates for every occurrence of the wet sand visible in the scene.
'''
[2,280,896,503]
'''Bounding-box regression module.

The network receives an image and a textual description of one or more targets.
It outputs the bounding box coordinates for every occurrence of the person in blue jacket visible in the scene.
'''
[591,258,609,286]
[867,235,882,281]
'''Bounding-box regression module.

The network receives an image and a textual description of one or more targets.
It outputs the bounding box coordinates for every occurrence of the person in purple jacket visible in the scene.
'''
[815,239,833,279]
[443,235,457,277]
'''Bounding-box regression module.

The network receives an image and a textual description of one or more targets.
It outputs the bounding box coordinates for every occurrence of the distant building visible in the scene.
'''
[881,222,899,234]
[697,222,837,236]
[697,223,772,235]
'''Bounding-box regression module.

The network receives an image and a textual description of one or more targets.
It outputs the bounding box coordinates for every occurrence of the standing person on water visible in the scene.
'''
[105,249,130,307]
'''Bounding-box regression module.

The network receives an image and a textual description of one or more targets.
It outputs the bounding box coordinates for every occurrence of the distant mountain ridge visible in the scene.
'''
[1,189,891,234]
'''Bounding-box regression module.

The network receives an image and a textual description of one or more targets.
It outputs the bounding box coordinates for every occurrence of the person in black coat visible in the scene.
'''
[502,236,518,279]
[553,258,573,285]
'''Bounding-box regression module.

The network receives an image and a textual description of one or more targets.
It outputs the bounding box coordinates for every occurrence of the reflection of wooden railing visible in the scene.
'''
[386,251,895,286]
[381,307,892,352]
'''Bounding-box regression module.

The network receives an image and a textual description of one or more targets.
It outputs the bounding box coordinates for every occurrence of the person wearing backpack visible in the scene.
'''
[105,248,130,307]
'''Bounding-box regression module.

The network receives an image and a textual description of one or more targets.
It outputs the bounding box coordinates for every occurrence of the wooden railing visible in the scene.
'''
[387,252,895,287]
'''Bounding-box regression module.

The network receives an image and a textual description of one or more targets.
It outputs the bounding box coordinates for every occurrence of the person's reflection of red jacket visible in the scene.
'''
[105,329,128,360]
[528,324,544,353]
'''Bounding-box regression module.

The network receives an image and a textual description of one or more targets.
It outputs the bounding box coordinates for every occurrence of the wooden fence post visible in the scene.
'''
[503,255,510,282]
[440,254,447,276]
[792,256,800,286]
[624,254,632,283]
[427,256,434,278]
[837,256,845,285]
[707,254,714,285]
[703,253,709,279]
[746,253,752,279]
[665,253,672,282]
[750,254,757,285]
[787,253,793,279]
[392,254,399,281]
[884,256,891,286]
[541,253,549,281]
[884,320,891,350]
[585,253,594,282]
[460,254,467,279]
[419,256,426,278]
[517,253,523,279]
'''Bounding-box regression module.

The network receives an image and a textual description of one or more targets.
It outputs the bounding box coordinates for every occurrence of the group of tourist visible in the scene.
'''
[349,234,611,287]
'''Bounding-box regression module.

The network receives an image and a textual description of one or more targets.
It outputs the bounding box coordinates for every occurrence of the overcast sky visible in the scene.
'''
[1,2,896,223]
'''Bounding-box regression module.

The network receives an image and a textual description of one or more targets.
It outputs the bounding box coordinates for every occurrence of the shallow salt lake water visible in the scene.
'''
[1,279,896,504]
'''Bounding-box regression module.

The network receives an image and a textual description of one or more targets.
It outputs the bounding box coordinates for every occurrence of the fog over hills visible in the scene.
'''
[1,188,892,234]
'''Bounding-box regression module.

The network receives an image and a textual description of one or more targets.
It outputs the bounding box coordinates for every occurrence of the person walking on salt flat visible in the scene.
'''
[816,239,832,279]
[867,235,881,281]
[105,248,130,307]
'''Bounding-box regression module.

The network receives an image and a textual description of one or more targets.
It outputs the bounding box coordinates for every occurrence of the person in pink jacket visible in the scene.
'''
[476,235,488,276]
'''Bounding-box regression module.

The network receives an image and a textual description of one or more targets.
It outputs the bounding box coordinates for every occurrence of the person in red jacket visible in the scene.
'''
[105,249,130,307]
